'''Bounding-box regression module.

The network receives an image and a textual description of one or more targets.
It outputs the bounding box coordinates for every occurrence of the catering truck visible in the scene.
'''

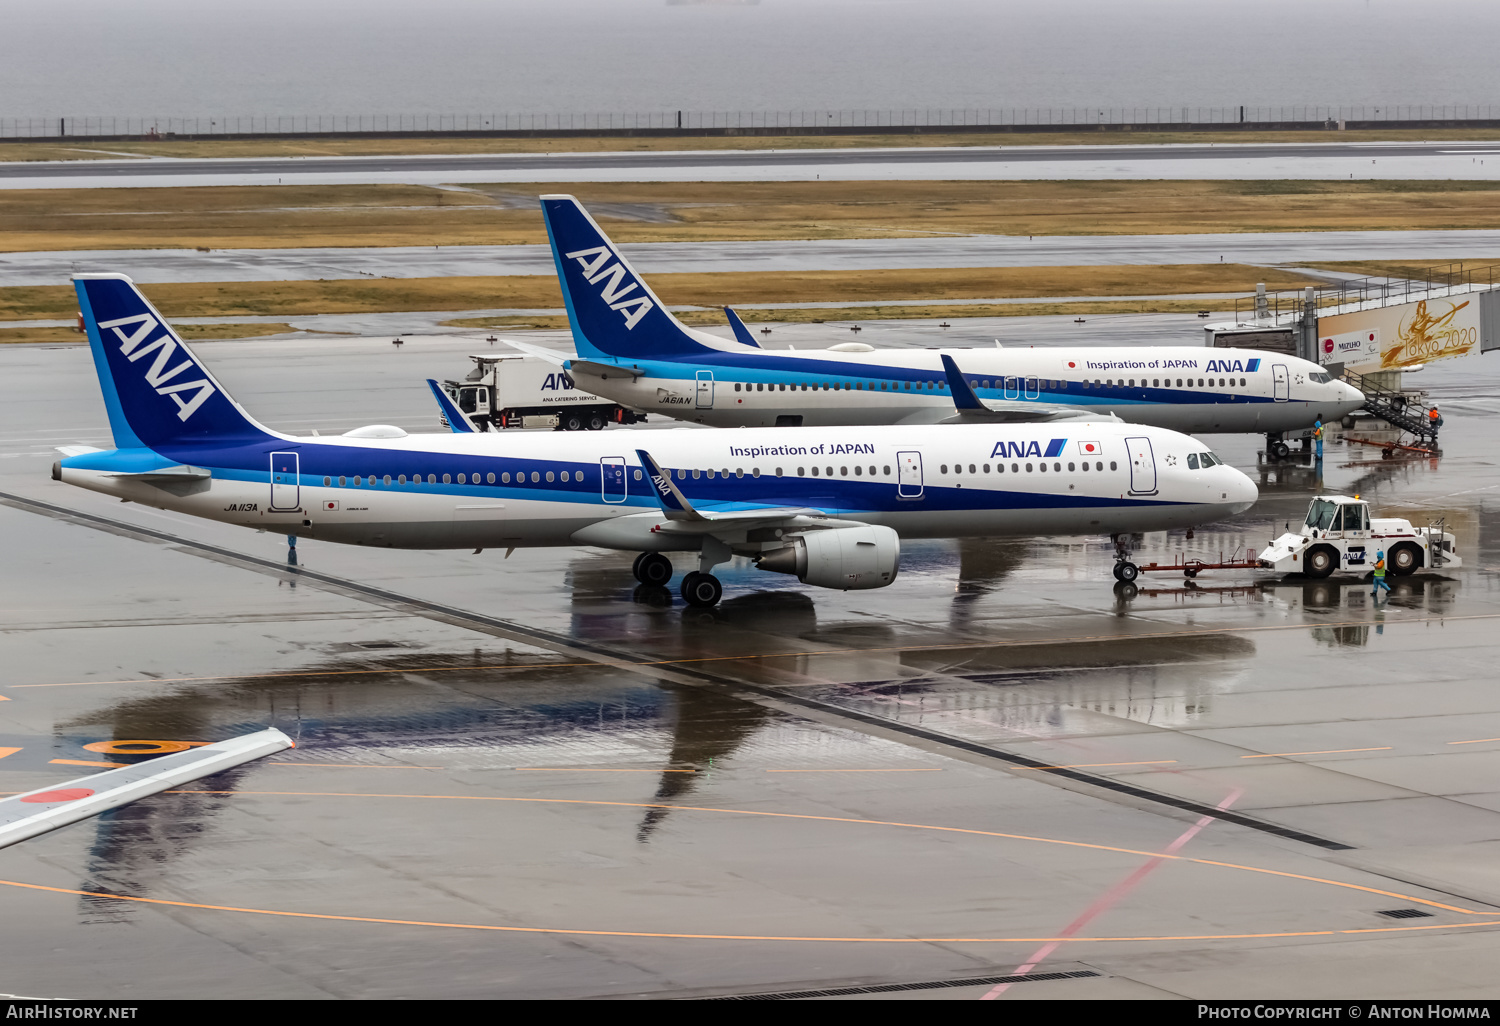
[1258,495,1460,578]
[441,354,645,431]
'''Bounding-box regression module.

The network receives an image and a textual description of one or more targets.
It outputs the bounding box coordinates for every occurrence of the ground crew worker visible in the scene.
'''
[1313,418,1323,460]
[1429,405,1441,430]
[1371,549,1391,597]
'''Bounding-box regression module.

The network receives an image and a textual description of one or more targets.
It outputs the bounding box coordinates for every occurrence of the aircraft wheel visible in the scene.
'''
[1388,542,1422,577]
[586,412,607,431]
[562,412,585,432]
[680,571,723,608]
[1272,441,1291,460]
[1304,544,1337,579]
[631,551,647,581]
[1113,561,1139,582]
[637,552,674,587]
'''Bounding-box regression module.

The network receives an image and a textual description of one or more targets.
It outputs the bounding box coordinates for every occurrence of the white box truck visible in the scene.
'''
[442,355,646,431]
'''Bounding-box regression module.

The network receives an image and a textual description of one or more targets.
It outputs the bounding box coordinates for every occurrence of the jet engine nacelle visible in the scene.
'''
[754,524,900,591]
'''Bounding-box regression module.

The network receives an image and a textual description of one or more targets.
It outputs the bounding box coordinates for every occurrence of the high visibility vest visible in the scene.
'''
[1373,558,1386,577]
[1313,424,1323,439]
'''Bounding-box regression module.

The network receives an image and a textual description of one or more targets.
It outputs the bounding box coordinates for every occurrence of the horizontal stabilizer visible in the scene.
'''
[724,307,761,348]
[55,445,104,458]
[498,338,571,366]
[0,728,292,851]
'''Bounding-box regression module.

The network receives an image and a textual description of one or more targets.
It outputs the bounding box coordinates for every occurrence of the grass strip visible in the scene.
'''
[4,127,1500,162]
[0,264,1319,322]
[11,179,1500,252]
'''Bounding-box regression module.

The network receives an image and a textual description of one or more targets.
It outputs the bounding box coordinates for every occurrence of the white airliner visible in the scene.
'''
[53,274,1257,607]
[511,196,1364,444]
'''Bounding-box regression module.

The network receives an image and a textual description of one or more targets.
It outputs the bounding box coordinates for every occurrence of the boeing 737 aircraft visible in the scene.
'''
[54,274,1257,607]
[511,196,1363,446]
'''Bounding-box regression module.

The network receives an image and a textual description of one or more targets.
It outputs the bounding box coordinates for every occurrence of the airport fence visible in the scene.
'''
[7,105,1500,140]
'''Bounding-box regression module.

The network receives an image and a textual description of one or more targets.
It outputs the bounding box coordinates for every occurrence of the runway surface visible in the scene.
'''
[3,325,1500,998]
[6,140,1500,189]
[7,229,1500,288]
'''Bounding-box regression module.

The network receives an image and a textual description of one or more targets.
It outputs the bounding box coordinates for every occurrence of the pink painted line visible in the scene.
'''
[980,788,1243,1000]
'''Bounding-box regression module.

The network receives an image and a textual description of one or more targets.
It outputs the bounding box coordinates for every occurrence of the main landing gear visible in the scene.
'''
[630,552,724,608]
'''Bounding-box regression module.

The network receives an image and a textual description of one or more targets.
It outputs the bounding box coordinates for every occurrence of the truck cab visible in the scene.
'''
[1258,495,1460,578]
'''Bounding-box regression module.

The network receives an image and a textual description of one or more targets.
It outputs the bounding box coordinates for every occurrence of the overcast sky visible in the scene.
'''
[4,1,1497,119]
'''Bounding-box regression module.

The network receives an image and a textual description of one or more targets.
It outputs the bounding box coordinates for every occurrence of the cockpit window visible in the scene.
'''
[1187,453,1199,470]
[1310,371,1332,384]
[1197,452,1220,468]
[1306,499,1338,531]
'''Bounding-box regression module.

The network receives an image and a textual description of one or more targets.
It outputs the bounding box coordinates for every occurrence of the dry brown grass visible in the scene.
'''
[0,322,299,344]
[1308,259,1500,282]
[11,179,1500,254]
[4,127,1500,162]
[0,264,1318,323]
[446,298,1225,330]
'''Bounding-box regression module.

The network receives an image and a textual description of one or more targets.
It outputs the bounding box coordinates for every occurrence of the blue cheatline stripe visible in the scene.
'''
[74,281,145,451]
[178,449,1182,516]
[599,356,1279,407]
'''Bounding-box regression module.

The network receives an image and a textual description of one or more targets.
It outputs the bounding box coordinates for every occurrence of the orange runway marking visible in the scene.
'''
[0,748,20,760]
[49,758,127,768]
[15,611,1500,691]
[1037,760,1178,770]
[1447,738,1500,746]
[268,762,443,769]
[1240,748,1393,759]
[514,767,696,773]
[764,768,943,773]
[1,873,1497,945]
[152,789,1484,916]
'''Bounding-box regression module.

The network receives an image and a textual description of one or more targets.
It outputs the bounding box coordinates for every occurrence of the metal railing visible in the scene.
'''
[8,104,1500,139]
[1233,262,1500,326]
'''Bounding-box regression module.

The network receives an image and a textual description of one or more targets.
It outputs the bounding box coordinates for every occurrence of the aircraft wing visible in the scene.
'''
[634,448,859,531]
[0,728,292,851]
[935,354,1116,423]
[426,378,477,433]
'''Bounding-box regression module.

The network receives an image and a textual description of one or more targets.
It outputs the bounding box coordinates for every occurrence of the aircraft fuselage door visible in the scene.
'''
[1125,436,1158,495]
[897,450,924,499]
[600,457,627,503]
[1273,364,1289,401]
[269,451,300,510]
[1025,376,1040,399]
[695,370,714,409]
[1003,376,1019,400]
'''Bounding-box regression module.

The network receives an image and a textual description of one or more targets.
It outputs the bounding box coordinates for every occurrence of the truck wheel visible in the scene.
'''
[1388,542,1422,576]
[586,412,606,431]
[562,413,584,432]
[1304,545,1337,579]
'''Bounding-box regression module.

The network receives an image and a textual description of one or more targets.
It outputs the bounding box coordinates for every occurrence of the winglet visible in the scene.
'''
[939,354,988,411]
[724,307,761,348]
[426,379,476,433]
[635,449,702,521]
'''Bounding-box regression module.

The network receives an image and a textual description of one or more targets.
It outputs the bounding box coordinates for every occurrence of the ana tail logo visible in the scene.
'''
[97,313,217,421]
[564,246,655,330]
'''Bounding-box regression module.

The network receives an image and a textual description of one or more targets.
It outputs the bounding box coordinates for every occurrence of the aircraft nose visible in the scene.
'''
[1340,380,1365,404]
[1226,467,1259,515]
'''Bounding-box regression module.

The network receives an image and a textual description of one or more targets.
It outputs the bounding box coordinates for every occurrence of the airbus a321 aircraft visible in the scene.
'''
[510,196,1363,446]
[54,274,1257,607]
